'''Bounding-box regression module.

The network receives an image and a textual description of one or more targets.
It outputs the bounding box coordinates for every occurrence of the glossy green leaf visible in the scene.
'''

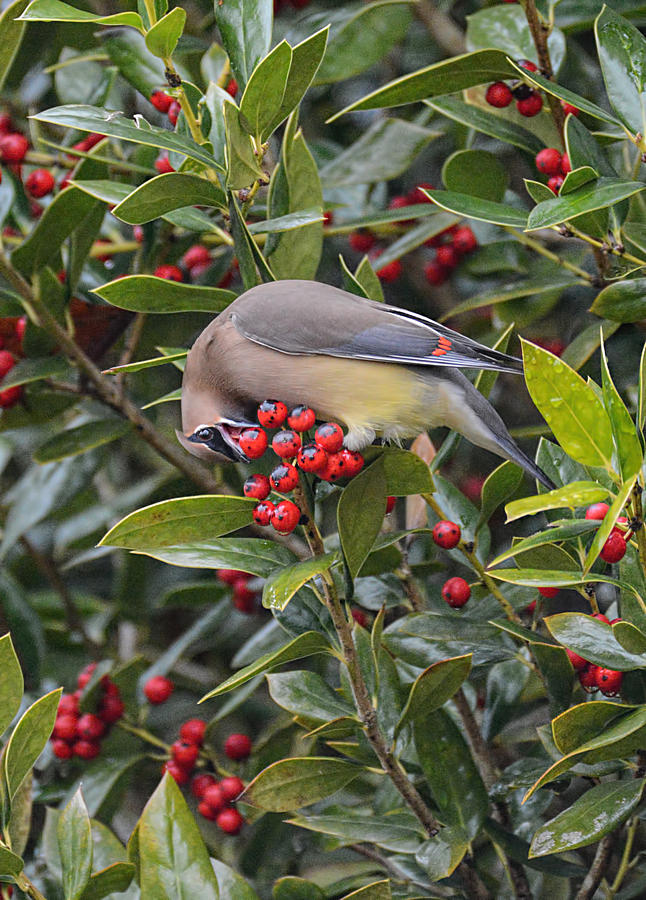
[338,455,388,579]
[428,97,544,155]
[477,461,523,533]
[591,278,646,322]
[211,860,259,900]
[600,339,642,480]
[135,537,296,576]
[224,100,265,189]
[0,0,30,92]
[490,519,599,567]
[138,774,219,899]
[34,420,132,464]
[507,64,623,127]
[340,881,390,899]
[640,342,646,432]
[240,40,292,143]
[99,495,256,549]
[583,476,636,573]
[505,481,609,522]
[101,26,166,96]
[19,0,142,27]
[426,190,527,228]
[320,118,438,187]
[483,658,530,741]
[262,553,338,611]
[112,173,226,223]
[613,620,646,654]
[58,789,92,900]
[527,177,645,231]
[103,351,186,375]
[94,275,234,314]
[0,847,22,880]
[266,670,355,722]
[467,4,565,68]
[489,569,638,598]
[354,256,384,303]
[530,779,645,857]
[0,573,44,686]
[265,27,328,135]
[145,6,185,59]
[32,105,220,171]
[552,700,634,756]
[531,642,575,716]
[562,319,620,371]
[229,194,275,287]
[380,447,434,495]
[595,6,646,137]
[415,827,469,881]
[446,273,578,320]
[370,213,459,270]
[442,149,508,203]
[3,688,61,801]
[245,757,361,811]
[215,0,272,89]
[0,634,23,738]
[287,812,424,854]
[80,863,136,900]
[272,877,325,900]
[483,818,585,879]
[521,339,614,468]
[329,49,518,120]
[545,611,645,670]
[201,631,332,700]
[396,655,472,734]
[248,208,324,234]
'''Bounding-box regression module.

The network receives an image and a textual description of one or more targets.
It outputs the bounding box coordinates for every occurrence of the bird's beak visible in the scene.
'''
[215,424,250,463]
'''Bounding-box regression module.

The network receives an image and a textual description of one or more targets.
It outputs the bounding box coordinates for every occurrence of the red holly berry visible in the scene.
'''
[596,667,623,696]
[436,244,459,269]
[98,694,125,724]
[54,715,78,741]
[162,759,190,784]
[58,693,79,717]
[271,499,301,534]
[253,500,275,526]
[547,175,564,195]
[198,800,218,820]
[516,91,543,116]
[485,82,513,108]
[535,148,563,176]
[270,462,299,492]
[566,648,588,671]
[0,114,13,135]
[560,153,571,174]
[600,532,627,563]
[203,783,226,813]
[424,260,448,286]
[452,226,477,255]
[0,350,15,378]
[579,665,600,692]
[339,448,364,478]
[287,405,316,432]
[0,133,29,163]
[257,399,288,428]
[593,613,611,624]
[219,775,245,802]
[297,442,327,472]
[442,577,471,608]
[388,195,409,210]
[77,662,97,690]
[525,599,537,615]
[216,807,244,834]
[154,155,175,174]
[224,732,252,760]
[432,520,461,549]
[244,473,271,500]
[585,502,609,520]
[73,739,101,760]
[561,102,579,117]
[133,225,144,242]
[154,264,184,282]
[218,569,248,585]
[76,714,105,741]
[144,675,174,704]
[25,168,54,198]
[316,451,347,482]
[407,182,434,204]
[315,422,344,453]
[351,607,368,627]
[191,773,217,798]
[0,385,22,408]
[349,230,375,253]
[538,586,559,598]
[517,59,538,72]
[225,78,238,97]
[272,429,302,458]
[167,101,181,126]
[385,496,396,514]
[150,90,173,113]
[323,211,333,226]
[182,244,211,271]
[172,741,200,769]
[51,739,74,759]
[239,427,269,459]
[375,257,402,283]
[232,578,256,613]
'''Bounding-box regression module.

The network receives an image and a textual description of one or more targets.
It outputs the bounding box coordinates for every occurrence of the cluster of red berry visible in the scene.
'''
[239,400,365,534]
[566,614,623,696]
[50,663,125,760]
[217,568,259,614]
[535,147,571,195]
[0,326,24,409]
[432,520,471,608]
[587,502,631,564]
[485,61,578,119]
[151,82,237,130]
[143,241,236,289]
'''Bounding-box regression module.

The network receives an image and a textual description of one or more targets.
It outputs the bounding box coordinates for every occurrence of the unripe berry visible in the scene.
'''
[219,775,245,802]
[271,499,301,534]
[216,807,244,834]
[171,740,200,769]
[144,675,174,704]
[182,244,211,271]
[586,502,609,520]
[253,500,275,526]
[162,759,190,784]
[203,783,226,813]
[297,442,327,472]
[452,226,477,255]
[442,577,471,608]
[243,473,270,500]
[547,175,564,195]
[53,715,78,741]
[432,520,461,549]
[191,773,216,799]
[315,422,344,453]
[349,230,375,253]
[76,713,105,741]
[52,739,74,759]
[538,586,559,598]
[0,133,29,163]
[167,101,180,126]
[73,739,101,760]
[287,405,316,432]
[579,665,600,692]
[600,531,626,563]
[516,91,543,117]
[25,168,55,198]
[239,427,268,459]
[154,155,175,174]
[150,90,172,113]
[224,732,252,760]
[596,667,623,696]
[270,462,299,492]
[535,148,562,175]
[424,260,448,286]
[272,429,302,458]
[257,399,288,428]
[566,648,588,671]
[154,264,184,282]
[485,82,513,108]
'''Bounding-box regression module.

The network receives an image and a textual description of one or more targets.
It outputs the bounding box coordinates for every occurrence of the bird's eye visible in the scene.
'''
[195,427,215,442]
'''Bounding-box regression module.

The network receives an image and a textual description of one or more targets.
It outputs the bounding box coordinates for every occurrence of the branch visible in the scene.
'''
[350,843,452,896]
[575,833,614,900]
[523,0,565,139]
[414,1,465,56]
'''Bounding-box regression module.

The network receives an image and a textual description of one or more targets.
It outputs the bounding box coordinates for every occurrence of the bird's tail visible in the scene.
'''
[494,431,555,490]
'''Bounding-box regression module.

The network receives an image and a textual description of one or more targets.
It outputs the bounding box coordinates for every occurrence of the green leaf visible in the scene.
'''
[531,642,575,717]
[248,208,324,234]
[477,461,523,533]
[595,6,646,137]
[0,846,23,879]
[265,27,328,135]
[545,611,646,670]
[526,177,646,231]
[381,447,434,495]
[414,708,488,840]
[0,0,30,92]
[507,64,624,127]
[415,827,469,881]
[338,456,388,580]
[266,670,355,722]
[111,173,226,223]
[341,882,390,900]
[531,779,645,857]
[19,0,142,27]
[32,105,221,171]
[489,519,600,567]
[0,573,44,685]
[466,5,566,72]
[99,495,256,549]
[288,812,424,854]
[488,568,637,597]
[94,274,234,314]
[600,338,642,480]
[245,757,361,811]
[224,99,265,189]
[505,481,609,522]
[396,655,472,735]
[272,877,325,900]
[145,6,185,59]
[0,634,24,738]
[211,860,259,900]
[329,49,518,120]
[320,118,438,187]
[58,789,92,900]
[34,420,132,464]
[229,194,275,287]
[370,213,459,270]
[215,0,272,89]
[262,553,338,611]
[427,97,544,156]
[483,818,585,879]
[521,339,614,468]
[3,688,61,801]
[354,256,384,303]
[101,26,166,97]
[138,774,219,900]
[80,863,136,900]
[591,278,646,322]
[133,536,296,576]
[426,190,527,228]
[442,150,508,203]
[583,476,636,573]
[104,351,186,376]
[201,631,332,700]
[240,40,292,143]
[562,319,620,372]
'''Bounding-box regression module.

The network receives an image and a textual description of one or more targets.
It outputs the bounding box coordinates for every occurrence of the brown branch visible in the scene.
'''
[523,0,565,139]
[575,834,614,900]
[115,312,147,393]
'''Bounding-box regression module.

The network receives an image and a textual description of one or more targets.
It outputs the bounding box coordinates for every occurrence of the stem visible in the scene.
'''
[351,843,453,896]
[575,833,614,900]
[115,313,147,393]
[564,225,646,269]
[522,0,565,139]
[143,0,158,26]
[630,482,646,579]
[16,875,48,900]
[505,227,594,283]
[608,816,639,896]
[117,719,171,752]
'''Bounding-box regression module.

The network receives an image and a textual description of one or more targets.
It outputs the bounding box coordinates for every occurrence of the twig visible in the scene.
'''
[505,227,594,283]
[15,875,48,900]
[115,313,147,393]
[414,1,465,56]
[575,833,614,900]
[350,843,452,896]
[522,0,565,139]
[608,816,639,896]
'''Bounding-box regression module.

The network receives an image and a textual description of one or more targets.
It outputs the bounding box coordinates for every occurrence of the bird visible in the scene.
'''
[178,279,554,489]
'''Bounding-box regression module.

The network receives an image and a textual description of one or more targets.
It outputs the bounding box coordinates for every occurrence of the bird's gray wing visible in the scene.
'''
[228,279,523,374]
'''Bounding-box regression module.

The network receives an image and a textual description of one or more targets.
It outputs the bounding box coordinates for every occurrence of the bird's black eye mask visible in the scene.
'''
[188,426,239,461]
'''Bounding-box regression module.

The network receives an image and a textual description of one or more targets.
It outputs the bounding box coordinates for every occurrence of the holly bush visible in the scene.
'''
[3,0,646,897]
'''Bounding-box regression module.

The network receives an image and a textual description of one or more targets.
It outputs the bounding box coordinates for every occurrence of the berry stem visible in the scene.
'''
[15,875,48,900]
[521,0,565,139]
[116,719,171,753]
[608,815,639,896]
[504,227,594,284]
[563,224,646,269]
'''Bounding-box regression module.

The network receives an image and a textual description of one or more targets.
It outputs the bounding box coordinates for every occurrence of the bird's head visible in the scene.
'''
[176,421,253,464]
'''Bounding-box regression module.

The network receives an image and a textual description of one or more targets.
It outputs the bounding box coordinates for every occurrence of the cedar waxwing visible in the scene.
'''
[178,279,554,489]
